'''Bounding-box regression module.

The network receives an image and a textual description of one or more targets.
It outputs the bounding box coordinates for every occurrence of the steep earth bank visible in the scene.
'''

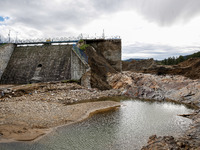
[107,71,200,149]
[0,82,121,142]
[122,58,156,72]
[123,58,200,80]
[85,46,117,90]
[143,58,200,80]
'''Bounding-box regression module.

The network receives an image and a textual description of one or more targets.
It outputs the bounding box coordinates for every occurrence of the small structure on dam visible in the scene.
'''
[0,38,121,84]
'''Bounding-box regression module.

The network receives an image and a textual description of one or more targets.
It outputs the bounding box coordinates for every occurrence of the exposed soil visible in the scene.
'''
[85,46,117,90]
[123,58,200,80]
[122,59,156,71]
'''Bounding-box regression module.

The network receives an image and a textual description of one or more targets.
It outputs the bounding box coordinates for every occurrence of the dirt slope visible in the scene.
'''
[123,58,200,79]
[122,59,156,71]
[85,46,117,90]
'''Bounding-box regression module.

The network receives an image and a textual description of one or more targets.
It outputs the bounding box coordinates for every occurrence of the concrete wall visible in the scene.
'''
[71,50,87,80]
[1,45,72,84]
[85,39,122,72]
[0,44,15,79]
[0,39,121,84]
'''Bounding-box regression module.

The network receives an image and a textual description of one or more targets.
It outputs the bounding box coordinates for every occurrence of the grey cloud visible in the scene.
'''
[1,0,200,38]
[1,0,200,34]
[91,0,123,13]
[0,0,98,33]
[123,43,200,60]
[92,0,200,26]
[133,0,200,26]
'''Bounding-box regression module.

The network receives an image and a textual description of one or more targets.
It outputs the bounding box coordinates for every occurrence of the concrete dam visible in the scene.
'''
[0,39,121,85]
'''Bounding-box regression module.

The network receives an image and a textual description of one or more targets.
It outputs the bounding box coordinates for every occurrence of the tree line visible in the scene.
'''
[160,51,200,65]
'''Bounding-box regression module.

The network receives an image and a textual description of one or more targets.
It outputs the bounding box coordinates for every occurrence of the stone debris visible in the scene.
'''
[107,71,200,107]
[0,82,121,104]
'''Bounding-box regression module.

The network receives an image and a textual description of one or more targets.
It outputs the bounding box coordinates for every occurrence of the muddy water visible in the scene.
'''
[0,99,193,150]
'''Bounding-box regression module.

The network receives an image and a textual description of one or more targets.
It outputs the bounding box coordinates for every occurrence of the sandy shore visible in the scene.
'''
[0,82,121,142]
[0,101,120,142]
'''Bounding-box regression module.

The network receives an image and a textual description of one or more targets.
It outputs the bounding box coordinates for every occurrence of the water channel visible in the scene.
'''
[0,99,194,150]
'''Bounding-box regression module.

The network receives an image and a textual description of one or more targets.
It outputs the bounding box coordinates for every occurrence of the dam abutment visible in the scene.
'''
[0,39,122,85]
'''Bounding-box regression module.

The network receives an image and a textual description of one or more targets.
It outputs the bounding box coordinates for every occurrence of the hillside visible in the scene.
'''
[122,58,156,71]
[144,58,200,79]
[122,57,200,80]
[160,51,200,65]
[123,58,145,62]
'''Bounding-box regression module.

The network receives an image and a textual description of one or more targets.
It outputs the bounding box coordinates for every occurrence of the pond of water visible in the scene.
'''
[0,99,194,150]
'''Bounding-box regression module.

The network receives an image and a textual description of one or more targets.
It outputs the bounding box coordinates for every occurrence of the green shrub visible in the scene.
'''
[79,44,90,51]
[78,39,84,43]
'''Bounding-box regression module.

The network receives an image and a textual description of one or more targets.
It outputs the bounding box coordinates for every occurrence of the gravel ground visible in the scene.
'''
[0,82,122,141]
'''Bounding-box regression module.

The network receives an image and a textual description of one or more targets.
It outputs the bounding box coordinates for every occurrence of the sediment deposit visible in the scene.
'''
[0,82,121,142]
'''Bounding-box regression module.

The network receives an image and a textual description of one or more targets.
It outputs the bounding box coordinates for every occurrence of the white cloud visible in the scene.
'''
[0,0,200,59]
[122,42,200,60]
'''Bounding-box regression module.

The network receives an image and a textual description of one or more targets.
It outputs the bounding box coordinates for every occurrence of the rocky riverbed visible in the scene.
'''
[0,82,121,142]
[107,71,200,149]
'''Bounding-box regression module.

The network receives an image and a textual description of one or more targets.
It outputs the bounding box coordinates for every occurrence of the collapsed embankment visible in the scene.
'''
[84,46,117,90]
[123,58,200,80]
[107,71,200,149]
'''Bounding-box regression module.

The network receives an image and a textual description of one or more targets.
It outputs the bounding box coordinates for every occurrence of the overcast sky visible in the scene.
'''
[1,0,200,60]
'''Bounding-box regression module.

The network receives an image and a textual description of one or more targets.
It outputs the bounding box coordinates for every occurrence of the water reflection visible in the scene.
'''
[0,100,193,150]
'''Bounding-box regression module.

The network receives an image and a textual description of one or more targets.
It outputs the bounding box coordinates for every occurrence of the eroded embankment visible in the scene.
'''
[107,71,200,149]
[122,58,200,80]
[0,82,121,142]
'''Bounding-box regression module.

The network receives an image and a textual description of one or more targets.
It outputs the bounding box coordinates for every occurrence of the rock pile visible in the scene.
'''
[107,71,200,107]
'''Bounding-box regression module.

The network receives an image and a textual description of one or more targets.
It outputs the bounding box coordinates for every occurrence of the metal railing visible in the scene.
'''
[0,35,121,44]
